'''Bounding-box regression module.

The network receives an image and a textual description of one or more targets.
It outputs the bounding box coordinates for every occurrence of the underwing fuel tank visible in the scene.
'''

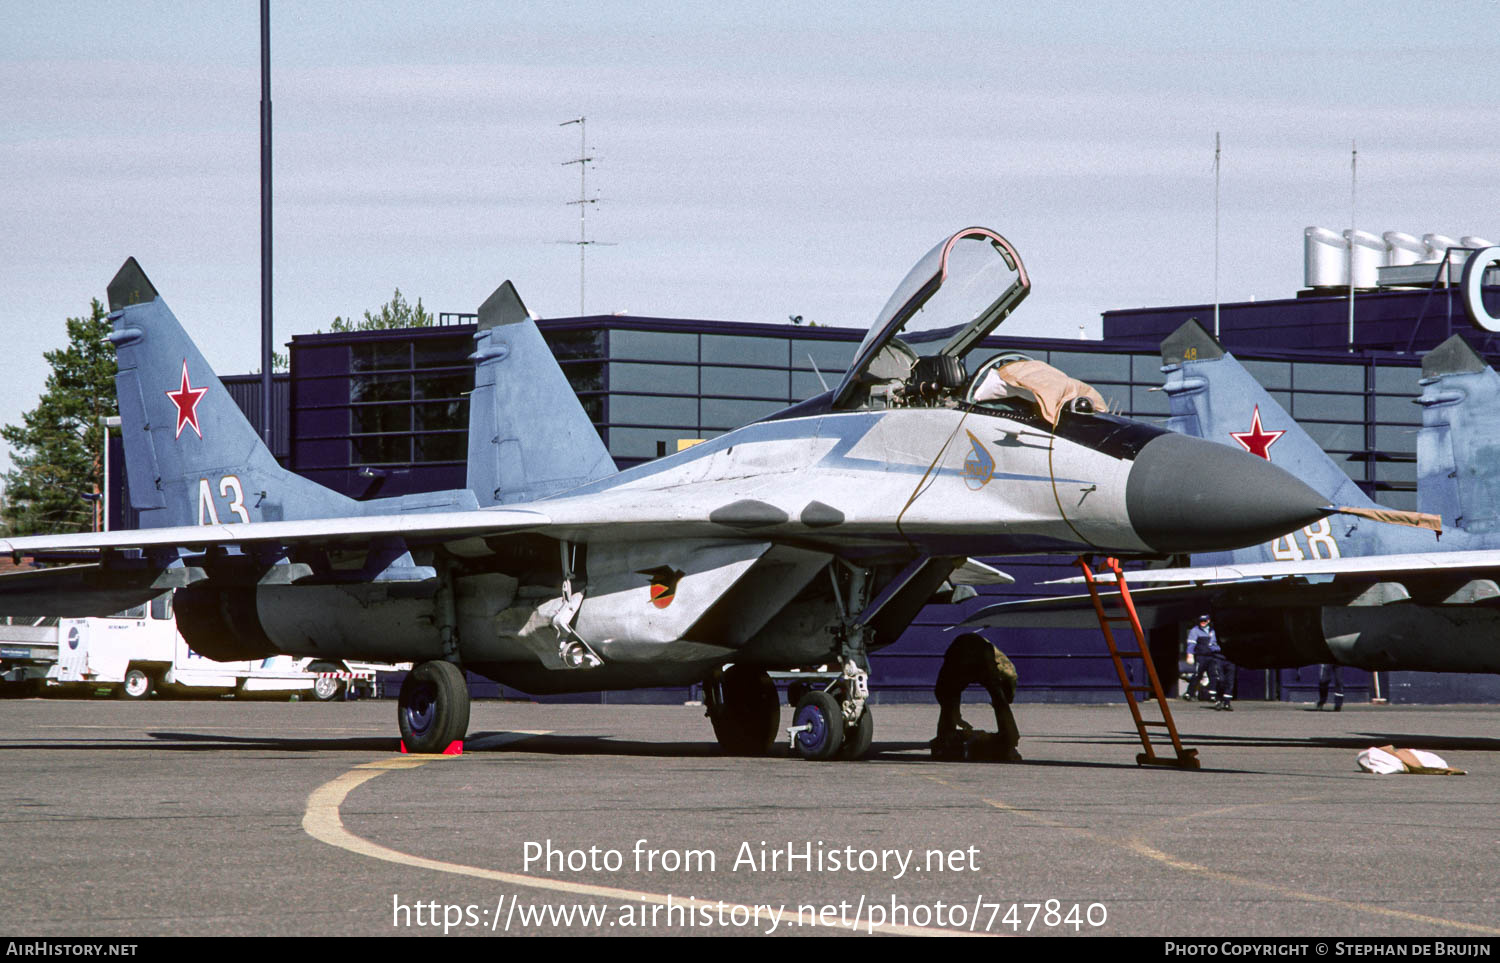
[1216,602,1500,673]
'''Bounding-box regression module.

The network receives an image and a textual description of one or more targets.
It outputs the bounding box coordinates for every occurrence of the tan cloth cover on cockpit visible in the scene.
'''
[973,360,1108,425]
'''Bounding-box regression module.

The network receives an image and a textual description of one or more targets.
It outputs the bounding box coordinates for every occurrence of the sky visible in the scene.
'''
[3,1,1499,479]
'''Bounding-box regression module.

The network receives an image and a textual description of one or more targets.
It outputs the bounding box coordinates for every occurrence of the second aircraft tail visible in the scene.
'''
[106,258,355,529]
[466,281,615,506]
[1159,319,1432,562]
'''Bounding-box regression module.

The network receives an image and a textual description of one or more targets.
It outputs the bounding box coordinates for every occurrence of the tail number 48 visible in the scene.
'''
[197,475,250,525]
[1270,519,1340,561]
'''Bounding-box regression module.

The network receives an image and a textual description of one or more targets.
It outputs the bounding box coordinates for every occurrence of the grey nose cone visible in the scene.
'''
[1126,432,1330,553]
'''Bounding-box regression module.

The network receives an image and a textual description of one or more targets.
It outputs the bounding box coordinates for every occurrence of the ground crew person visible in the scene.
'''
[1316,663,1344,711]
[1188,614,1235,711]
[1183,614,1215,701]
[932,631,1021,761]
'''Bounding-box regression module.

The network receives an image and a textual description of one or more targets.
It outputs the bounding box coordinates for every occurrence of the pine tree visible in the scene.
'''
[330,288,433,331]
[1,300,118,535]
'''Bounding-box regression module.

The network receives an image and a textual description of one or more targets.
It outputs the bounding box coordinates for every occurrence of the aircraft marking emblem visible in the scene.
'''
[1229,405,1284,461]
[961,431,995,490]
[637,566,686,609]
[166,359,208,440]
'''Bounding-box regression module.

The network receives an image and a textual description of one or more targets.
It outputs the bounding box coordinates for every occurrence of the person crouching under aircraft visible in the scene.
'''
[932,632,1022,762]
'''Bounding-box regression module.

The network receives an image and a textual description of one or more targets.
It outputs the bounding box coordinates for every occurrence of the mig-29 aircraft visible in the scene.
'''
[1,229,1366,758]
[965,320,1500,677]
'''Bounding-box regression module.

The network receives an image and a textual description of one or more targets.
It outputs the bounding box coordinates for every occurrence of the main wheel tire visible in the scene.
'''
[397,661,471,753]
[836,707,874,761]
[791,691,844,761]
[308,662,344,702]
[118,667,153,700]
[708,665,782,756]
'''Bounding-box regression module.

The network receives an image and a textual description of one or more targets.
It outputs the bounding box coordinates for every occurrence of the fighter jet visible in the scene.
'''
[966,321,1500,677]
[1,229,1356,758]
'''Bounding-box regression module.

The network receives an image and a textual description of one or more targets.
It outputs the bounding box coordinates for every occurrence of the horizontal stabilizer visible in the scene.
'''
[950,558,1014,585]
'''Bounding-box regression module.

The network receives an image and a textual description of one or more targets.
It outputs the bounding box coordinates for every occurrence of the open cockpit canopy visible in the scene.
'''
[833,227,1030,409]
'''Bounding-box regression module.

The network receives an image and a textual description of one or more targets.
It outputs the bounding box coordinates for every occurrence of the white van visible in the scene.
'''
[39,592,392,700]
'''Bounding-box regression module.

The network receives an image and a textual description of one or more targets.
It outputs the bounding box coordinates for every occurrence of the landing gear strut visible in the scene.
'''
[706,664,780,756]
[398,660,470,753]
[789,562,879,761]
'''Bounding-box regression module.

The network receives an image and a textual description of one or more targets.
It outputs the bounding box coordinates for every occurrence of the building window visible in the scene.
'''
[609,362,698,394]
[610,329,698,363]
[1048,351,1130,384]
[701,366,789,400]
[701,334,787,367]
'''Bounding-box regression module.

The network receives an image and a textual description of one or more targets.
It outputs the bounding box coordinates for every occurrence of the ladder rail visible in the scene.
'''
[1076,556,1200,769]
[1107,556,1192,756]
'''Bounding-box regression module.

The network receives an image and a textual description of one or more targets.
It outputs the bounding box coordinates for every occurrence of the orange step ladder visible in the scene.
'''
[1076,556,1200,769]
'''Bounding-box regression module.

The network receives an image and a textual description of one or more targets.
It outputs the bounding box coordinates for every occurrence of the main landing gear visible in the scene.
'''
[398,660,471,753]
[706,664,877,761]
[705,664,781,756]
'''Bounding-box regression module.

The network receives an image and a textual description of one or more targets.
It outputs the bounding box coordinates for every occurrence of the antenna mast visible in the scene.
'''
[1348,139,1357,348]
[560,116,599,315]
[1213,131,1221,337]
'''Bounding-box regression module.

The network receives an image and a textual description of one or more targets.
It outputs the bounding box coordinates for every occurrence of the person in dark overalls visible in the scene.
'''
[1316,663,1344,711]
[1191,615,1235,711]
[932,631,1021,761]
[1184,614,1216,701]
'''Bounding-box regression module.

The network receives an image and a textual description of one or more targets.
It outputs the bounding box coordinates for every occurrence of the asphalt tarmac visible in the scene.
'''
[1,696,1497,938]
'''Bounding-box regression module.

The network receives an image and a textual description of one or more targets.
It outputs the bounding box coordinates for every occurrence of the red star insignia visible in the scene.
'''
[165,360,208,440]
[637,566,685,609]
[1229,405,1284,461]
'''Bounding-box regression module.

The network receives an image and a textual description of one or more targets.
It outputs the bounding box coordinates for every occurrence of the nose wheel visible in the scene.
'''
[790,691,843,760]
[788,682,876,761]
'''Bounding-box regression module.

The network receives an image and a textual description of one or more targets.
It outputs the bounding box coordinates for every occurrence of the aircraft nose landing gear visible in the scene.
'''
[791,690,843,759]
[787,676,875,761]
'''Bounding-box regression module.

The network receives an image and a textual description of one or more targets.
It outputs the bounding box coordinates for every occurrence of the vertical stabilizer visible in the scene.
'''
[1160,319,1430,562]
[1418,335,1500,534]
[466,281,615,505]
[106,259,354,528]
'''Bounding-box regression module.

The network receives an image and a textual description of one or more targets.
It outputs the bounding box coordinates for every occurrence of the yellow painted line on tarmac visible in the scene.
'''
[922,775,1500,937]
[304,738,986,937]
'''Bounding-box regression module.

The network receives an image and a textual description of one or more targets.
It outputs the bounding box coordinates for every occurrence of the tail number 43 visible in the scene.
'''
[1270,518,1340,561]
[197,475,250,525]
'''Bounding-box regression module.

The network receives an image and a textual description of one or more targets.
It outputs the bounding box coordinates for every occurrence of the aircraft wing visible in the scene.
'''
[965,547,1500,631]
[961,582,1219,630]
[0,508,552,556]
[1045,548,1500,586]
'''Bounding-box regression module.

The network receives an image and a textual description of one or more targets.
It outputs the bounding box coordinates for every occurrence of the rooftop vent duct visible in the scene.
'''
[1304,226,1346,289]
[1383,232,1425,266]
[1424,233,1462,265]
[1344,229,1384,290]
